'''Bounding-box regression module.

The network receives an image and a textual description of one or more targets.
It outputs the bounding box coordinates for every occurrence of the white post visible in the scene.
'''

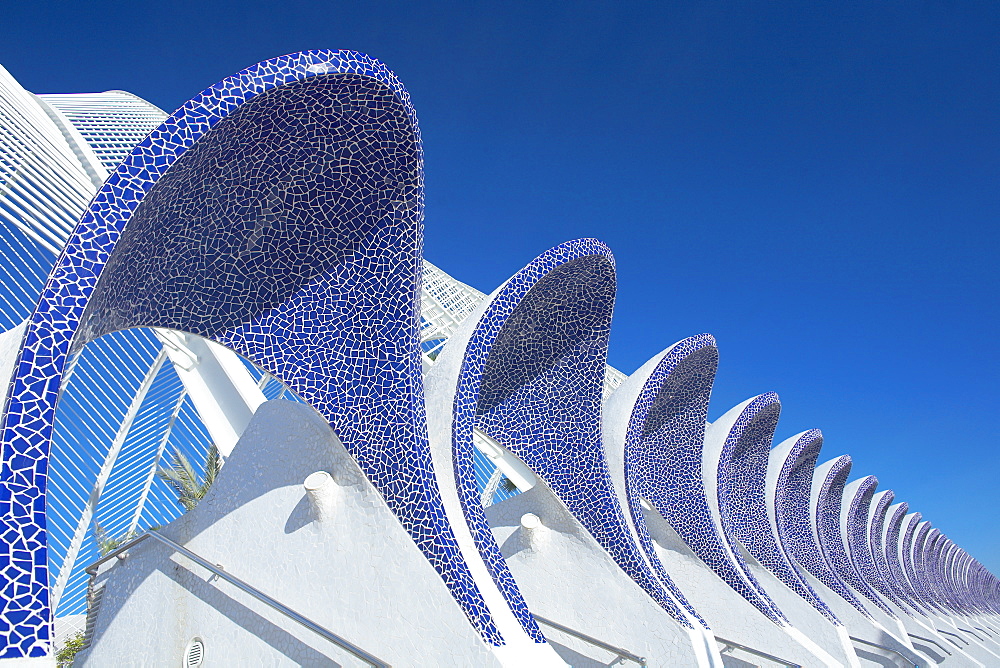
[155,330,267,457]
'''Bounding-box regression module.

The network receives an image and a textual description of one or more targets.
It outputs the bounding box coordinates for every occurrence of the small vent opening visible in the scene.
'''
[184,637,205,668]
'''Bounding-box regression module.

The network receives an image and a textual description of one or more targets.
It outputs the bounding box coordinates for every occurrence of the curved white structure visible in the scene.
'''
[0,54,996,667]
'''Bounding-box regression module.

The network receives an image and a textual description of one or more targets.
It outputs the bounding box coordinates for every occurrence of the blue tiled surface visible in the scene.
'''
[0,48,997,659]
[0,50,505,655]
[465,240,699,627]
[620,335,719,628]
[775,438,876,621]
[815,457,897,618]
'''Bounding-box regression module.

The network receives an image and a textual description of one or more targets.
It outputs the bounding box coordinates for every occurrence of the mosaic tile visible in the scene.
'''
[0,50,505,655]
[814,457,897,619]
[1,47,997,660]
[456,240,699,629]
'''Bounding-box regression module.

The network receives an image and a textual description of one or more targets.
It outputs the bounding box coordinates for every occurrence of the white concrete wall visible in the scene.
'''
[76,400,501,667]
[485,482,722,666]
[640,502,846,668]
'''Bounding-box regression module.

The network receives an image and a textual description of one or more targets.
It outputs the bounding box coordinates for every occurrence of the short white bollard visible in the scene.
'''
[304,471,337,522]
[519,512,547,551]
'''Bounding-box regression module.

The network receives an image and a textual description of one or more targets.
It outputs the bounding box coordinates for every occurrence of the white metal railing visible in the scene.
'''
[84,532,390,667]
[532,614,646,666]
[716,636,801,667]
[849,636,919,668]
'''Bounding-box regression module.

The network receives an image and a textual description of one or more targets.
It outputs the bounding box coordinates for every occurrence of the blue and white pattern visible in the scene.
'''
[884,502,924,614]
[866,490,913,613]
[909,521,940,614]
[766,432,842,624]
[455,240,697,627]
[704,394,790,625]
[842,476,899,611]
[613,335,719,627]
[774,437,876,620]
[900,513,927,611]
[2,48,998,662]
[0,50,506,656]
[814,457,897,618]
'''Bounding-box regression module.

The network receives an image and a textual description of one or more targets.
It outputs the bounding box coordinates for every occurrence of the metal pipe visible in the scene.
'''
[532,614,646,665]
[84,533,390,667]
[714,636,801,667]
[935,628,969,646]
[849,636,919,667]
[907,632,953,656]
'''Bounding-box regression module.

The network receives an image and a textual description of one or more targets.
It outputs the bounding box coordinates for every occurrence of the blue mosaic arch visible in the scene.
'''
[867,490,915,614]
[699,394,789,625]
[0,50,506,656]
[917,529,944,613]
[842,476,903,612]
[609,334,719,626]
[908,522,942,615]
[453,239,700,627]
[900,513,929,612]
[924,532,956,617]
[884,502,925,614]
[770,434,875,620]
[747,433,839,624]
[813,457,897,619]
[938,540,962,614]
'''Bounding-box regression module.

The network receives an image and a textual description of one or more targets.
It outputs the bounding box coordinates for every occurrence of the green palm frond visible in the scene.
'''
[499,475,518,495]
[157,444,221,512]
[93,521,135,556]
[204,443,221,488]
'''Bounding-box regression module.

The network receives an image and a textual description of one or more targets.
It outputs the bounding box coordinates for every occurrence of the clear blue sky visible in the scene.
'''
[4,2,998,572]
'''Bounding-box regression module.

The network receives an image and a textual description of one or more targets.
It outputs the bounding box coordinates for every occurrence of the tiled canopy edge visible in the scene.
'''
[814,456,898,619]
[463,240,698,626]
[921,530,949,614]
[868,490,915,614]
[426,241,624,647]
[765,432,841,624]
[773,434,875,620]
[900,513,929,612]
[606,334,718,628]
[842,477,900,611]
[910,522,941,615]
[885,502,925,614]
[0,51,504,657]
[702,394,789,625]
[938,540,964,614]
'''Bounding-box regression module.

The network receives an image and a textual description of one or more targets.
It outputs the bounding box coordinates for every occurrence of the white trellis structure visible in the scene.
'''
[0,62,628,629]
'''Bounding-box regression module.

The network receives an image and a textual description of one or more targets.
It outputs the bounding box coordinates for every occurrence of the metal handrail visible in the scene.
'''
[532,614,646,666]
[714,636,801,667]
[907,632,953,656]
[849,636,919,668]
[84,532,390,667]
[935,628,970,646]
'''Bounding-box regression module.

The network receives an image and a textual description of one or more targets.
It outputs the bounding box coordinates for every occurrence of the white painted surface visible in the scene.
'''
[76,400,501,667]
[487,482,722,667]
[422,289,570,667]
[642,502,846,668]
[155,329,266,457]
[0,658,55,667]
